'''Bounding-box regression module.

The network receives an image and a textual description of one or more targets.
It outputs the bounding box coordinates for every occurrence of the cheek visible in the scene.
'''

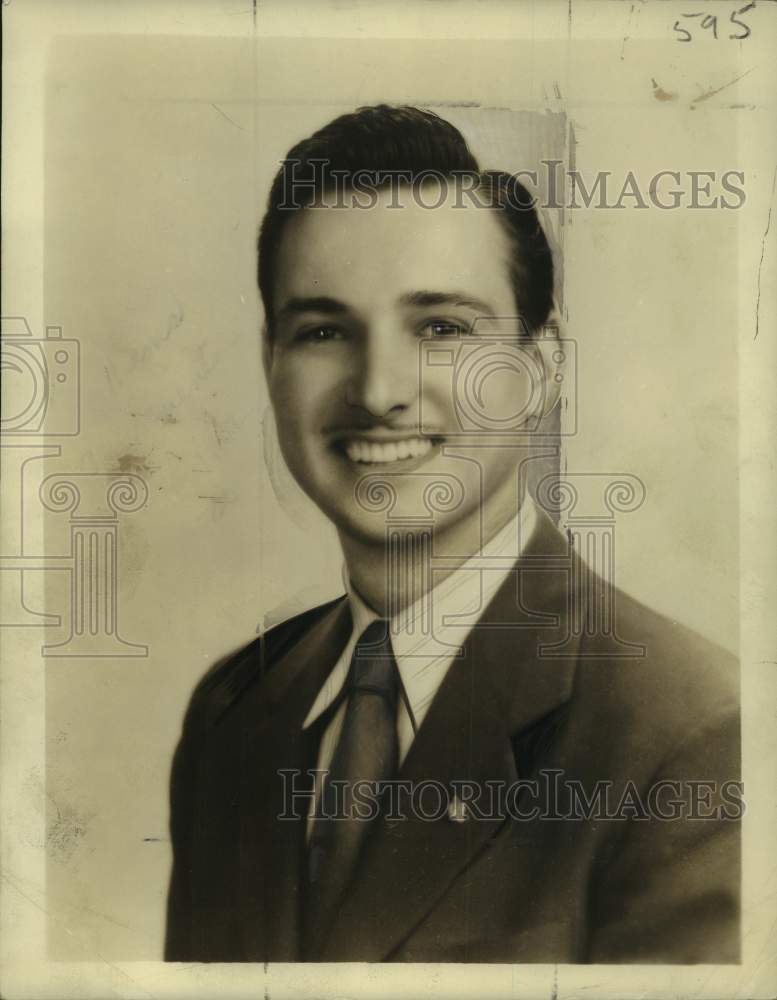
[421,368,458,412]
[269,367,303,414]
[479,369,530,422]
[268,355,342,434]
[439,350,544,429]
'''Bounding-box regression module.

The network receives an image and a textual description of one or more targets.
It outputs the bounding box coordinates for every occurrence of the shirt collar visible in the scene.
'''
[347,494,538,658]
[303,496,539,732]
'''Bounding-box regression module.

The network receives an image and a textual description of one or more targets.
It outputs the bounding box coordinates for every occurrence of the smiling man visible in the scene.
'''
[165,105,740,964]
[265,164,557,613]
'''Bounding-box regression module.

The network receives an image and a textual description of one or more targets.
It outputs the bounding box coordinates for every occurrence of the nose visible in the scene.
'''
[346,328,418,418]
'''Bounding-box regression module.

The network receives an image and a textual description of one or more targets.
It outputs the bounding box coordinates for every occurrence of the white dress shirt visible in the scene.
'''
[302,497,539,832]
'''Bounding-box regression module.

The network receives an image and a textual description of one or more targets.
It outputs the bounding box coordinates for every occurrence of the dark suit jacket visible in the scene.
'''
[165,508,740,963]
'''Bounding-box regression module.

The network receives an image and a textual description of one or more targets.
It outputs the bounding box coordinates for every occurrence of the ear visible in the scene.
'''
[534,304,566,420]
[261,322,274,381]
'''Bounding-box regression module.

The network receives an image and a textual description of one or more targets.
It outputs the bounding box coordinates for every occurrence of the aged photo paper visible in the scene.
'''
[1,0,776,997]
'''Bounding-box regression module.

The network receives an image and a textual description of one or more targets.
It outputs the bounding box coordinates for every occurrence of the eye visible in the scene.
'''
[423,319,471,338]
[298,325,345,343]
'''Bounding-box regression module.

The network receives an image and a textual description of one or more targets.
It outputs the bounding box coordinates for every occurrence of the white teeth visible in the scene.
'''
[344,438,434,464]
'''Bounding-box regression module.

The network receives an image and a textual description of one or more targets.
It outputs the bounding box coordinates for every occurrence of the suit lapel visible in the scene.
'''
[235,596,352,960]
[319,508,584,961]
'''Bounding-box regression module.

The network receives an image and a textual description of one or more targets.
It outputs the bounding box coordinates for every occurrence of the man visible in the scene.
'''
[165,105,740,963]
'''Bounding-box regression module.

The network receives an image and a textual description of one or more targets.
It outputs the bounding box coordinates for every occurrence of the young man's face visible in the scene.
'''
[265,182,548,548]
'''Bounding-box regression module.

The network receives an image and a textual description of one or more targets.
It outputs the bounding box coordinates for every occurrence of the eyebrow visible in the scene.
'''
[274,290,499,325]
[398,291,497,317]
[275,296,351,323]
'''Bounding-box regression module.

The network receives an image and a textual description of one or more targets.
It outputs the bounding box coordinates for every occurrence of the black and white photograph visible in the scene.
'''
[1,1,775,998]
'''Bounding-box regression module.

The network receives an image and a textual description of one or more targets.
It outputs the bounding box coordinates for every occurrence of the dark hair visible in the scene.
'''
[257,104,554,336]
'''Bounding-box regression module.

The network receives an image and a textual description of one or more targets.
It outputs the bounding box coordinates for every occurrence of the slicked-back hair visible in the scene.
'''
[257,105,555,337]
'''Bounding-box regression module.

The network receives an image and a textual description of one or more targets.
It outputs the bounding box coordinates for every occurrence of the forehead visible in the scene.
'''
[273,183,514,312]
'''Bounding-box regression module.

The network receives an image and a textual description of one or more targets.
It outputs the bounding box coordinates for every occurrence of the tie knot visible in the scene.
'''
[349,619,398,703]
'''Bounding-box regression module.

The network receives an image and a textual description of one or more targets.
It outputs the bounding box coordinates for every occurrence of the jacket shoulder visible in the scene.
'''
[576,584,739,755]
[182,595,345,731]
[612,586,737,701]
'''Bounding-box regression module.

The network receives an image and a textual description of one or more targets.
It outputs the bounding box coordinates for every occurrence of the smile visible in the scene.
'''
[343,437,435,464]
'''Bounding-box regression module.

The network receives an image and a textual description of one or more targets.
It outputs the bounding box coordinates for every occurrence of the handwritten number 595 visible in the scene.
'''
[673,3,755,42]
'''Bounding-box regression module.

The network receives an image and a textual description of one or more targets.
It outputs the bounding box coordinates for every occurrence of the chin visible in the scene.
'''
[329,508,397,547]
[339,505,472,550]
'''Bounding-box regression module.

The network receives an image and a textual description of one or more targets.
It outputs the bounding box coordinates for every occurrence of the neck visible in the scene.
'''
[340,478,526,617]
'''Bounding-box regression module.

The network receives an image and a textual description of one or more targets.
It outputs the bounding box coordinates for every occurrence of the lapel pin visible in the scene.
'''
[447,795,469,824]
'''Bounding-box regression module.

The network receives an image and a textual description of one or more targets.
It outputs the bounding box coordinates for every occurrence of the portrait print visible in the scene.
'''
[2,3,775,999]
[164,101,741,965]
